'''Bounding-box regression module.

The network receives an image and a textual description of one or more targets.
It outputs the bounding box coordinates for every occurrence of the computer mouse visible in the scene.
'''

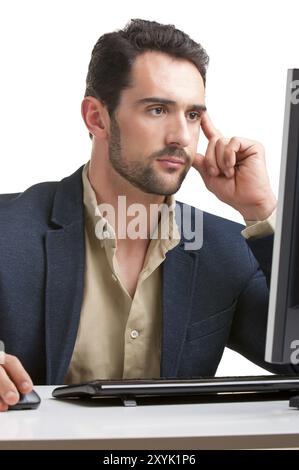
[8,389,41,410]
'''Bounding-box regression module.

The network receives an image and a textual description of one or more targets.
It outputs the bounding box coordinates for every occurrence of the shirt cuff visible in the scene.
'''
[241,208,277,239]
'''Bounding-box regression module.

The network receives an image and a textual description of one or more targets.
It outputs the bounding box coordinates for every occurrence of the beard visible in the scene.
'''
[108,115,191,196]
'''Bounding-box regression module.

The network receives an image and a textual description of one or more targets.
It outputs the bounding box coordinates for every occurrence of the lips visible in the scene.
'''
[156,157,185,170]
[156,157,185,165]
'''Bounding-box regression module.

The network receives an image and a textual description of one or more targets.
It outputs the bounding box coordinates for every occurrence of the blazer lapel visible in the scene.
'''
[45,166,85,384]
[161,203,202,377]
[161,243,199,378]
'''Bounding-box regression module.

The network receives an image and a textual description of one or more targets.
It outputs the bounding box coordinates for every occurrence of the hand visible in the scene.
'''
[192,112,277,221]
[0,354,33,411]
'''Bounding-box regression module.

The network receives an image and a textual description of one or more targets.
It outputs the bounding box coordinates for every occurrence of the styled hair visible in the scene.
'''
[85,19,209,138]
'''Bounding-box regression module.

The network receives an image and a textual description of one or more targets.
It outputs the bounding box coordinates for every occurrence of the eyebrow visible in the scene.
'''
[135,97,207,113]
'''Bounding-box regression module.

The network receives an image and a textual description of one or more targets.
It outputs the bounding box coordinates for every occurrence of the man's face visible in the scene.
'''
[108,51,206,195]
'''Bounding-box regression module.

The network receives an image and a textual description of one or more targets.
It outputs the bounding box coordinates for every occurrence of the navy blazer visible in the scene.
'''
[0,165,297,384]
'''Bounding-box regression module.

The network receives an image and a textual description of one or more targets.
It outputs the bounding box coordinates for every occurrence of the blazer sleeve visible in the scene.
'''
[228,234,299,375]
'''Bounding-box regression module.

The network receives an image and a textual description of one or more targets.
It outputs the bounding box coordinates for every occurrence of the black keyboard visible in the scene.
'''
[52,374,299,406]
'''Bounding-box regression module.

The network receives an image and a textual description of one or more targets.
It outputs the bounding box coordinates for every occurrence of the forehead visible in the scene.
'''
[122,51,205,105]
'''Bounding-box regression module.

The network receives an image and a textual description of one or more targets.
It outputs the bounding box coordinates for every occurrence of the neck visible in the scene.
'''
[88,152,167,243]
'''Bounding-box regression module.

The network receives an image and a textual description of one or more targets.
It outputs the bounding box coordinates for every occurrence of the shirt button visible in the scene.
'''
[111,273,117,282]
[130,329,139,339]
[102,230,110,239]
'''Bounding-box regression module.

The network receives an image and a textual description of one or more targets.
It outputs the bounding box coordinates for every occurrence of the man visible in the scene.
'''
[0,19,296,412]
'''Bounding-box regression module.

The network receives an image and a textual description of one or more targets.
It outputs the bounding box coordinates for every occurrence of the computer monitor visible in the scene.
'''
[265,68,299,364]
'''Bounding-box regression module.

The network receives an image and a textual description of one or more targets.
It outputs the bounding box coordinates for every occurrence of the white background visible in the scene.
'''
[1,0,298,376]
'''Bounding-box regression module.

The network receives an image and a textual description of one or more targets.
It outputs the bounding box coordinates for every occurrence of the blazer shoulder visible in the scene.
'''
[0,180,59,228]
[0,165,84,228]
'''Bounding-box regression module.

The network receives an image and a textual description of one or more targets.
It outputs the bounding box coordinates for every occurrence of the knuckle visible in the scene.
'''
[204,154,213,166]
[229,136,239,145]
[5,354,20,368]
[219,137,229,146]
[210,136,219,145]
[215,138,223,149]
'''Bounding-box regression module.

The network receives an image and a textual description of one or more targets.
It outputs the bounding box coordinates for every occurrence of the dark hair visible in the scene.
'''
[85,19,209,138]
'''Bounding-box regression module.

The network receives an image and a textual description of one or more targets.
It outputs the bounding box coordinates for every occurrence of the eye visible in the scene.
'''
[148,106,166,116]
[187,111,201,122]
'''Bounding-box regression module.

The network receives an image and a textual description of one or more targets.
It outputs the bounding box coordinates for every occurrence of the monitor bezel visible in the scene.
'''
[265,68,299,363]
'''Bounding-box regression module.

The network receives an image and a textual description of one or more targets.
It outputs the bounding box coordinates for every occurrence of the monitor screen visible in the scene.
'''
[265,68,299,364]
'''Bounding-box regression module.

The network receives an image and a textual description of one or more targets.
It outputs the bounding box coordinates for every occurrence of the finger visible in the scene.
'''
[215,138,237,177]
[192,152,209,180]
[0,365,20,405]
[200,112,222,141]
[227,136,262,160]
[1,354,33,395]
[218,137,253,179]
[204,137,221,176]
[0,397,9,412]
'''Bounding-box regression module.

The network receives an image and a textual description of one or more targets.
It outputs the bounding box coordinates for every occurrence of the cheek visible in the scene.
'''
[121,118,155,142]
[122,119,163,152]
[117,125,150,159]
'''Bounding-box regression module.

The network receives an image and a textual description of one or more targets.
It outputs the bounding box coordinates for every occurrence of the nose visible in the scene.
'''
[165,113,191,148]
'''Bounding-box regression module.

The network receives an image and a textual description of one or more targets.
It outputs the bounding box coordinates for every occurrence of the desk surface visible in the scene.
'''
[1,386,299,449]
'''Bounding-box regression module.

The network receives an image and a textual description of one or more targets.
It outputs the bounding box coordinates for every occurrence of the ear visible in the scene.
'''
[81,97,110,139]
